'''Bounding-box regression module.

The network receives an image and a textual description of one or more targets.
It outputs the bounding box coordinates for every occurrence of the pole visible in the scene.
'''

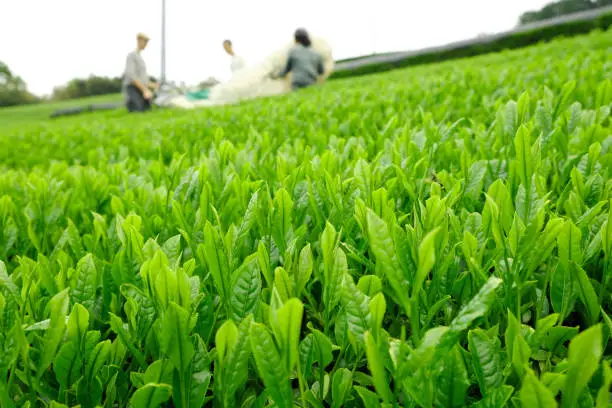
[161,0,166,84]
[371,12,376,55]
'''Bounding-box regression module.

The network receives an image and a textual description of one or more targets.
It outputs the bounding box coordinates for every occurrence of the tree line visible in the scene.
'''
[519,0,612,25]
[0,63,126,108]
[50,76,124,102]
[0,67,159,108]
[0,62,39,107]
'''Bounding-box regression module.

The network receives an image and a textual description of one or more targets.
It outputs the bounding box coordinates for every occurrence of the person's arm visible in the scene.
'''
[317,57,324,76]
[147,77,159,91]
[277,55,293,78]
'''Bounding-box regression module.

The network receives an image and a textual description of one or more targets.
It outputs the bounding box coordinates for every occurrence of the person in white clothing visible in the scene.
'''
[223,40,246,76]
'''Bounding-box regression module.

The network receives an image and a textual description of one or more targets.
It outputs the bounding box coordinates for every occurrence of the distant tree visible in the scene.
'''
[0,61,39,107]
[520,0,612,25]
[51,75,123,101]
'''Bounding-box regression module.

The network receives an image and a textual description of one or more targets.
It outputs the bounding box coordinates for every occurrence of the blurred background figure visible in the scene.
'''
[156,31,334,109]
[123,32,159,112]
[272,28,325,90]
[223,39,247,77]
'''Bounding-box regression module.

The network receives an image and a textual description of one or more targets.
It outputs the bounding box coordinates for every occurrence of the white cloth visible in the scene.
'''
[230,55,247,75]
[208,36,333,105]
[163,35,334,109]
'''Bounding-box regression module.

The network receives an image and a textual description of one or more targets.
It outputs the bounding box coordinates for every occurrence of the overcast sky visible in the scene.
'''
[2,0,551,96]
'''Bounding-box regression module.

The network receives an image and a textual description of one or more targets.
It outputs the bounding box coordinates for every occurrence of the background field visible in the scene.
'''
[0,29,611,408]
[0,93,122,130]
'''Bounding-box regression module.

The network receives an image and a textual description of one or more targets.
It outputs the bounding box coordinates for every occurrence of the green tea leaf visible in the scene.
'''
[414,227,440,298]
[553,80,576,119]
[159,302,195,373]
[507,310,531,380]
[295,244,313,296]
[365,331,393,404]
[76,375,104,407]
[369,293,386,339]
[558,220,583,266]
[331,368,353,408]
[54,341,83,390]
[433,276,502,363]
[236,189,260,245]
[162,235,182,268]
[0,260,18,295]
[514,125,534,188]
[465,160,488,201]
[542,372,565,398]
[250,322,293,408]
[220,316,252,405]
[505,100,519,140]
[67,303,89,346]
[323,242,344,312]
[562,324,603,408]
[216,320,238,364]
[435,345,469,408]
[73,253,98,312]
[570,262,600,326]
[520,369,558,408]
[365,209,411,314]
[355,385,381,408]
[38,288,70,378]
[230,257,261,322]
[468,328,503,394]
[357,275,383,297]
[203,221,231,306]
[109,313,146,368]
[340,272,371,346]
[596,363,612,408]
[271,298,304,374]
[141,359,173,385]
[257,241,273,288]
[130,383,173,408]
[299,329,334,379]
[471,385,514,408]
[85,340,111,383]
[272,188,293,254]
[354,159,373,205]
[188,336,212,408]
[274,267,292,303]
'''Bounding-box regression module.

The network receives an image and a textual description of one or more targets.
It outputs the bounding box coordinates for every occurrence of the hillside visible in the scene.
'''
[0,29,611,407]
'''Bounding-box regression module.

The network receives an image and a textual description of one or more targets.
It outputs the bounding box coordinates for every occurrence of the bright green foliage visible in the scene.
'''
[0,29,612,407]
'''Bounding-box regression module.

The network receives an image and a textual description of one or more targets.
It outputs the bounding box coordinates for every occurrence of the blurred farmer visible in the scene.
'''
[272,28,324,90]
[123,33,159,112]
[223,39,247,77]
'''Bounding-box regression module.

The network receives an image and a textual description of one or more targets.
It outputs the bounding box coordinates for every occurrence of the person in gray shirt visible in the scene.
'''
[273,28,324,90]
[123,33,158,112]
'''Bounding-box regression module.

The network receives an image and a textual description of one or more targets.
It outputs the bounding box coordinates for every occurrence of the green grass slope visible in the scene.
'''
[0,30,610,407]
[0,93,122,130]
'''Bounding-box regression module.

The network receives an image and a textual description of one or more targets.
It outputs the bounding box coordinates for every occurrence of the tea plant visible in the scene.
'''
[0,29,611,407]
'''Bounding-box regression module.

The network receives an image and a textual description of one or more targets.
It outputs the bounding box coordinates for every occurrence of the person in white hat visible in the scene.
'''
[122,33,159,112]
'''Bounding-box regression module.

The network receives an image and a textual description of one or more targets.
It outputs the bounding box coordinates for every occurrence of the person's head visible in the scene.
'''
[294,28,311,47]
[223,40,234,55]
[137,33,150,51]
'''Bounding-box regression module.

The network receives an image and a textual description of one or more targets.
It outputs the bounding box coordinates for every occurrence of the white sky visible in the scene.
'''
[1,0,551,96]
